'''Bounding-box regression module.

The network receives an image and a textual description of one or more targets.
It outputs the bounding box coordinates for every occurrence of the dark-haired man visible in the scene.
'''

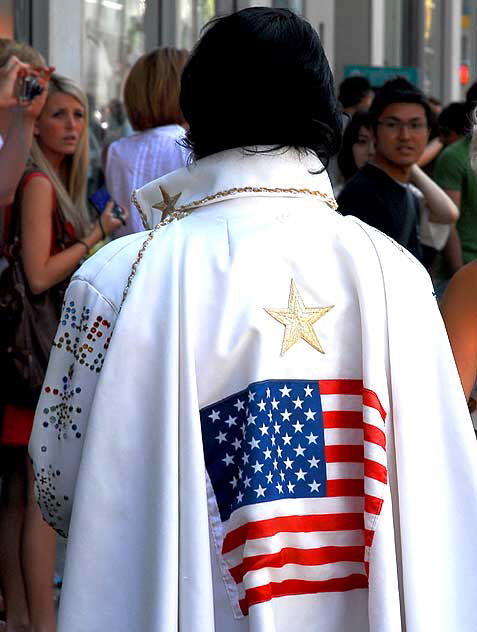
[338,78,456,263]
[338,75,374,117]
[29,10,477,632]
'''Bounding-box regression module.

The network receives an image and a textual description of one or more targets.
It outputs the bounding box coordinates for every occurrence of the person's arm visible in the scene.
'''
[0,60,53,205]
[417,137,443,168]
[410,164,459,224]
[441,262,477,399]
[20,175,127,294]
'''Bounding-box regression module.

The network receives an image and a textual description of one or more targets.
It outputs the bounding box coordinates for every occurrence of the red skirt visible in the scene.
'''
[0,403,34,446]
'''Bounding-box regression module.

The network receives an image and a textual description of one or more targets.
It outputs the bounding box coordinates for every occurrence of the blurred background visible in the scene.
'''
[0,0,473,189]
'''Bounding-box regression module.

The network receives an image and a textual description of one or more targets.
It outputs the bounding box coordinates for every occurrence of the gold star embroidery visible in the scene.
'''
[264,279,334,355]
[152,186,182,218]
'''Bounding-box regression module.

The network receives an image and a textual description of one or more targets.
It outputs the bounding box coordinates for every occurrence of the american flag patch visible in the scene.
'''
[200,379,387,615]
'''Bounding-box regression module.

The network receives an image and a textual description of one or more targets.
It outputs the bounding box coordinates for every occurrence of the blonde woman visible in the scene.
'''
[0,74,127,632]
[106,47,189,236]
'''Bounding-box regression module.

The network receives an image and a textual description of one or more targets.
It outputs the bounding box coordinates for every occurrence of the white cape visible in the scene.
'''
[30,148,477,632]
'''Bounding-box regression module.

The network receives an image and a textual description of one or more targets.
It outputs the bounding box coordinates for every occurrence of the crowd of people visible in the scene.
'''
[0,6,476,631]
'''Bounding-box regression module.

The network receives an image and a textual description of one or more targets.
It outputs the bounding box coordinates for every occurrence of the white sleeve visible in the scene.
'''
[29,278,118,537]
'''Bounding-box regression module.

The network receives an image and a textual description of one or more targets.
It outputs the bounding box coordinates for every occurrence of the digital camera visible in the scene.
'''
[18,76,44,103]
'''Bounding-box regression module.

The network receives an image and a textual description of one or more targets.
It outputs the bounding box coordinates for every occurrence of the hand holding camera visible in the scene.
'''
[0,56,53,112]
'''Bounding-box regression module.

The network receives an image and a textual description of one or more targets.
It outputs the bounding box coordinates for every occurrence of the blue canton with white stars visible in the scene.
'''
[200,380,327,522]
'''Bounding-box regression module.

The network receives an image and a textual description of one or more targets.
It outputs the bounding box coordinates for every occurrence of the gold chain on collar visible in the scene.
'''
[131,189,152,230]
[121,185,338,310]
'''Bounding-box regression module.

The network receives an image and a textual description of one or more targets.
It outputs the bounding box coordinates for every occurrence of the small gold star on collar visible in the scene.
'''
[152,186,182,218]
[265,279,334,355]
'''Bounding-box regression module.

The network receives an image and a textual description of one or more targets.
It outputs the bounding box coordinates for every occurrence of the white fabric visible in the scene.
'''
[30,148,477,632]
[105,124,189,236]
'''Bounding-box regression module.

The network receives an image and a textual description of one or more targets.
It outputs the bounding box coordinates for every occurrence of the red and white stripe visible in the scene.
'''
[219,379,387,615]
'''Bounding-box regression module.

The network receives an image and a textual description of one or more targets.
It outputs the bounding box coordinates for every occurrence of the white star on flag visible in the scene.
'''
[293,396,304,409]
[280,385,292,397]
[249,437,260,450]
[216,431,227,443]
[222,453,234,466]
[306,432,318,444]
[255,484,266,498]
[282,433,292,445]
[308,480,321,493]
[209,410,220,422]
[292,420,304,433]
[252,460,264,473]
[225,415,237,427]
[304,384,313,397]
[295,468,307,481]
[232,437,242,450]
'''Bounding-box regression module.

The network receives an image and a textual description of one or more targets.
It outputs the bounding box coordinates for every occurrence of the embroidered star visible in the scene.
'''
[265,279,334,354]
[152,186,182,217]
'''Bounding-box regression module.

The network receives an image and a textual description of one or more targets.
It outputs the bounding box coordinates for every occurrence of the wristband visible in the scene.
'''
[77,239,89,254]
[98,215,106,240]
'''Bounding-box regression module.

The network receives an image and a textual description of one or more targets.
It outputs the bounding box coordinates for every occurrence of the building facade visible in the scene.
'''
[0,0,473,116]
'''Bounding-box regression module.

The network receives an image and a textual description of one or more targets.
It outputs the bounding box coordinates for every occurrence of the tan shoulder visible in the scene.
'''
[441,262,477,323]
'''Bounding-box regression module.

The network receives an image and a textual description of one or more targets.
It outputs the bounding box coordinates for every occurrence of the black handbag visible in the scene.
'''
[0,171,68,408]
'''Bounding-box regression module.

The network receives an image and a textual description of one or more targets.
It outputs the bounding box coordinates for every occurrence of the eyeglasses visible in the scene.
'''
[377,119,428,133]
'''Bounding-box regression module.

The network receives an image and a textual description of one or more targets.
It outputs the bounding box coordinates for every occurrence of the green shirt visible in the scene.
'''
[433,136,477,264]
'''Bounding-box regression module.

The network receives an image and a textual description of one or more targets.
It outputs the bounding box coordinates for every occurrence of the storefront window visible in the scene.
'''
[176,0,216,51]
[422,0,442,97]
[273,0,303,12]
[84,0,146,145]
[84,0,146,190]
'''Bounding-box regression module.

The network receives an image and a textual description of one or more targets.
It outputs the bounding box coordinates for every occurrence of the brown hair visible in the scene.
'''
[124,47,188,131]
[0,38,45,68]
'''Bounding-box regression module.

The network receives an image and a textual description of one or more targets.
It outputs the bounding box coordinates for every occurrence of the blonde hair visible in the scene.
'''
[30,74,91,238]
[124,47,189,131]
[0,38,45,68]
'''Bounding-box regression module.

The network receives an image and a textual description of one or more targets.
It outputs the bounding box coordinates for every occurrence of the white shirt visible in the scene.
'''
[30,148,477,632]
[105,123,189,236]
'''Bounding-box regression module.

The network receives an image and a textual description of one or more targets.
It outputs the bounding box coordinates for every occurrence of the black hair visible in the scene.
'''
[180,7,342,168]
[368,77,432,131]
[337,111,373,181]
[466,82,477,105]
[338,76,372,109]
[437,102,468,138]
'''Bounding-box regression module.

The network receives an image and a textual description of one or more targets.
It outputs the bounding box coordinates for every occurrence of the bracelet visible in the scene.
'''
[98,215,106,240]
[77,239,89,254]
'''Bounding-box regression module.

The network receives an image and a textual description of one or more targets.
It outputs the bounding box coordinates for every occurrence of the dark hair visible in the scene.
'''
[338,76,372,109]
[180,7,342,167]
[466,82,477,105]
[337,111,373,181]
[437,102,468,137]
[369,77,432,131]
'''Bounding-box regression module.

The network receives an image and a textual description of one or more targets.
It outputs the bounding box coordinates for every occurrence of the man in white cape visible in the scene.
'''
[29,8,477,632]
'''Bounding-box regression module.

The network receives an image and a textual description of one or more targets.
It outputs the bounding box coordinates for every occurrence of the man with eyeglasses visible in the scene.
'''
[337,78,457,264]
